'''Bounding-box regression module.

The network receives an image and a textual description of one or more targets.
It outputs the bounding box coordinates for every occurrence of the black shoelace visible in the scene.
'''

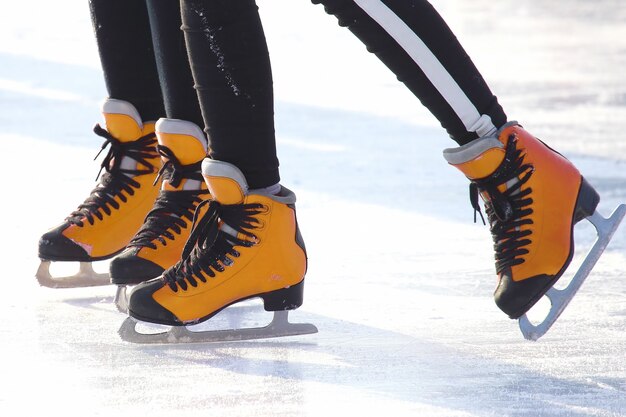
[127,145,209,249]
[469,134,535,273]
[162,199,266,292]
[66,124,157,227]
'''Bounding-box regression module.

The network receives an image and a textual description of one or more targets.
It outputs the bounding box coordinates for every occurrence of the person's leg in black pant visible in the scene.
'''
[124,0,311,336]
[108,1,212,291]
[312,0,609,322]
[180,0,279,190]
[89,0,164,121]
[312,0,507,145]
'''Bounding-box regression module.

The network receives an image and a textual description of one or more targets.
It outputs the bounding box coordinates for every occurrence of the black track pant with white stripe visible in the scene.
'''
[312,0,508,145]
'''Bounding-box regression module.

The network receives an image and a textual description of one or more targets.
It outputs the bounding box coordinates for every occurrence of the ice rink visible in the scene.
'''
[2,1,626,416]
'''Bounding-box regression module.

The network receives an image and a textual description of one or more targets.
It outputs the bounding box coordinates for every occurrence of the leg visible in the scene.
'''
[38,0,164,286]
[312,0,507,145]
[145,0,204,127]
[110,0,211,309]
[89,0,164,121]
[180,0,279,188]
[314,0,623,335]
[121,0,315,342]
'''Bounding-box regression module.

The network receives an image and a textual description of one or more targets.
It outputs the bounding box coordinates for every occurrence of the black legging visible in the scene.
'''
[89,0,202,127]
[181,0,279,189]
[89,0,164,121]
[90,0,508,188]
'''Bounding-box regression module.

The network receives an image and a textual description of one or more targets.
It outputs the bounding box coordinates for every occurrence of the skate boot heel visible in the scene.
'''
[262,280,305,311]
[574,177,600,223]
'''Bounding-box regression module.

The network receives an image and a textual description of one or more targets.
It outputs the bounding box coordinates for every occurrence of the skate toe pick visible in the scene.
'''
[38,227,89,261]
[128,279,180,325]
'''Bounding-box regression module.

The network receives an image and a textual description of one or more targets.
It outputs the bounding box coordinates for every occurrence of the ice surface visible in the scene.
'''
[2,1,626,416]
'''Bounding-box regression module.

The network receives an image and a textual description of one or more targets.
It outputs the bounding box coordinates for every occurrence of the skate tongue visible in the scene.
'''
[156,119,207,165]
[201,159,248,204]
[443,136,505,180]
[156,119,208,191]
[101,99,145,143]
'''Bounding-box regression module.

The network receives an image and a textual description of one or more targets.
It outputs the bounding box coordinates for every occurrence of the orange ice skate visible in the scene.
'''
[37,99,161,288]
[444,122,625,339]
[118,159,317,343]
[110,118,210,311]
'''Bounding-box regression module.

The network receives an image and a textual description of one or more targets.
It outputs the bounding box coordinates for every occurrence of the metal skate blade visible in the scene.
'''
[36,261,110,288]
[118,311,318,344]
[519,204,626,341]
[114,286,129,313]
